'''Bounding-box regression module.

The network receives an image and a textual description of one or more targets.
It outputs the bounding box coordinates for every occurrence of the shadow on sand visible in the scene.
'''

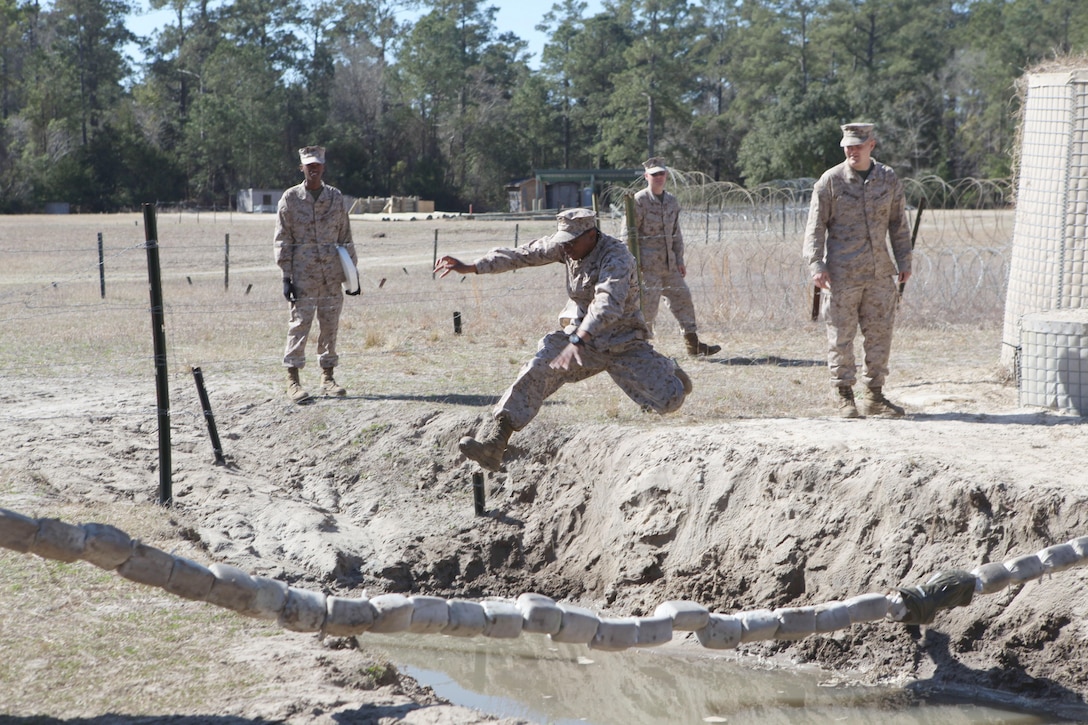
[907,629,1088,722]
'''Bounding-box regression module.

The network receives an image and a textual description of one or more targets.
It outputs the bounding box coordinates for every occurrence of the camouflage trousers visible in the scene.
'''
[825,275,899,388]
[494,331,688,430]
[282,277,345,369]
[640,268,698,335]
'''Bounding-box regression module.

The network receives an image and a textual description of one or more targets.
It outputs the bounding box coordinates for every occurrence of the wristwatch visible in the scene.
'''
[569,333,586,346]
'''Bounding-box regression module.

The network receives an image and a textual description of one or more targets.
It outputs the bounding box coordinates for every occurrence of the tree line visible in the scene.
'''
[0,0,1084,213]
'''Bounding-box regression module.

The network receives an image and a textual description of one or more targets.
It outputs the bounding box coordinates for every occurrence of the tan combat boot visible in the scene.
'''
[286,367,312,404]
[321,367,346,397]
[836,385,859,418]
[684,332,722,357]
[459,415,515,472]
[862,386,905,417]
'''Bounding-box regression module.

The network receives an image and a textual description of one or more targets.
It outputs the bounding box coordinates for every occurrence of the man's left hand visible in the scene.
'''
[550,343,584,371]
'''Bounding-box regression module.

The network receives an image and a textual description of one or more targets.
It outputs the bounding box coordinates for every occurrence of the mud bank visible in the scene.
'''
[4,375,1088,720]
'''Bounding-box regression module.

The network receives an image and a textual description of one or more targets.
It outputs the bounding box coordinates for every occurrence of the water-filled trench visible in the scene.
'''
[327,417,1088,724]
[364,633,1060,724]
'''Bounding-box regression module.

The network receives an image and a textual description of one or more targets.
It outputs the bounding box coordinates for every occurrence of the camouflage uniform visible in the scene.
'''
[803,158,911,388]
[274,181,356,370]
[475,228,687,431]
[619,187,698,335]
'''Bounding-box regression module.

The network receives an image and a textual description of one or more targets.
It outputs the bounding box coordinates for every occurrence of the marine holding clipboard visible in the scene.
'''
[274,145,359,403]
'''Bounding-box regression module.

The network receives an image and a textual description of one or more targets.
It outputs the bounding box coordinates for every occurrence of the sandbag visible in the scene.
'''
[516,593,562,635]
[654,600,709,631]
[589,617,638,651]
[30,518,85,562]
[774,606,817,640]
[695,613,742,650]
[117,542,174,588]
[81,523,133,570]
[166,557,215,601]
[443,599,486,637]
[280,587,327,632]
[369,593,413,633]
[633,614,673,647]
[205,563,261,613]
[325,596,377,637]
[844,593,890,623]
[482,599,523,639]
[0,508,39,553]
[551,603,599,644]
[408,595,450,634]
[738,609,779,643]
[813,602,851,633]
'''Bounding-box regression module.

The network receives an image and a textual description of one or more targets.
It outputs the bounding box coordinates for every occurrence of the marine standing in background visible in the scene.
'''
[275,145,357,403]
[434,208,692,472]
[803,123,913,418]
[619,157,721,357]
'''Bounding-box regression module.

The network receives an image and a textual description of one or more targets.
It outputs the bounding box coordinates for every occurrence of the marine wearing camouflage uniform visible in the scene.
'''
[619,158,720,357]
[436,208,690,470]
[621,185,696,333]
[477,216,688,431]
[274,147,357,374]
[803,123,912,414]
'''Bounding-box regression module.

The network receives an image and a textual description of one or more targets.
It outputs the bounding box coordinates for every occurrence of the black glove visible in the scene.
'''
[282,278,297,302]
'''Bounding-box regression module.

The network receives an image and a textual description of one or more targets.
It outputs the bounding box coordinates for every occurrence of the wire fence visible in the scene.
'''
[0,176,1014,387]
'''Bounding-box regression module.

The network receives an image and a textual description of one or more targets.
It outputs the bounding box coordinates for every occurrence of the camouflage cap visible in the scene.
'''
[549,208,598,246]
[299,145,326,165]
[643,157,668,174]
[840,123,875,147]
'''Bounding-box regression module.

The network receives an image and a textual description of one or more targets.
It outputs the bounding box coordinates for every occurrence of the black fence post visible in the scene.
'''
[97,232,105,299]
[472,471,486,515]
[192,367,226,466]
[143,203,172,505]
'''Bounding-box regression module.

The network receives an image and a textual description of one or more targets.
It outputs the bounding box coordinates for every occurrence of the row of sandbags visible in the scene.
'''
[1,507,1085,650]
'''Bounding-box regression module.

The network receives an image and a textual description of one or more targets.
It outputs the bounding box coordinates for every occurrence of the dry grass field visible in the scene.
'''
[0,205,1011,417]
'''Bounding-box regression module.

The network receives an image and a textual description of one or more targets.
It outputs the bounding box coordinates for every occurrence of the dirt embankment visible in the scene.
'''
[4,370,1088,721]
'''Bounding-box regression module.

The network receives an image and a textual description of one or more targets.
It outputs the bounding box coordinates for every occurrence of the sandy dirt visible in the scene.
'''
[3,355,1088,722]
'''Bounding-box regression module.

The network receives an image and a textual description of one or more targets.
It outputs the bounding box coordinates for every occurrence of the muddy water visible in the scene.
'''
[364,634,1060,724]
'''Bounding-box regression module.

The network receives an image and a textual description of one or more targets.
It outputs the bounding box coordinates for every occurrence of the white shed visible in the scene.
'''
[237,188,283,213]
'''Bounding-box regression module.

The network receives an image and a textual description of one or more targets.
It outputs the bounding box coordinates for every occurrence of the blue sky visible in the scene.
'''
[125,0,605,68]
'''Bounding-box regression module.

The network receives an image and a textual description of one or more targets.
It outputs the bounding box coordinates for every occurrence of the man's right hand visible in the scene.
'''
[283,278,297,302]
[434,256,475,278]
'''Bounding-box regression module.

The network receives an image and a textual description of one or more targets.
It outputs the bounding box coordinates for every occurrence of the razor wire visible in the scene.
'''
[2,506,1084,652]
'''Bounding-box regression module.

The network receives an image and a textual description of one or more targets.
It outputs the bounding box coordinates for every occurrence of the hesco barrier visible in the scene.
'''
[1002,69,1088,369]
[2,507,1086,650]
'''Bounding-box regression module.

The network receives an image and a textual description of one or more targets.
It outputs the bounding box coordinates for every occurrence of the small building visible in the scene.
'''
[506,169,641,213]
[349,196,435,215]
[237,189,283,213]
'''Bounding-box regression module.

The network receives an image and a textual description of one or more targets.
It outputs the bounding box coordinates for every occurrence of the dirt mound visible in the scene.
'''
[4,370,1088,720]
